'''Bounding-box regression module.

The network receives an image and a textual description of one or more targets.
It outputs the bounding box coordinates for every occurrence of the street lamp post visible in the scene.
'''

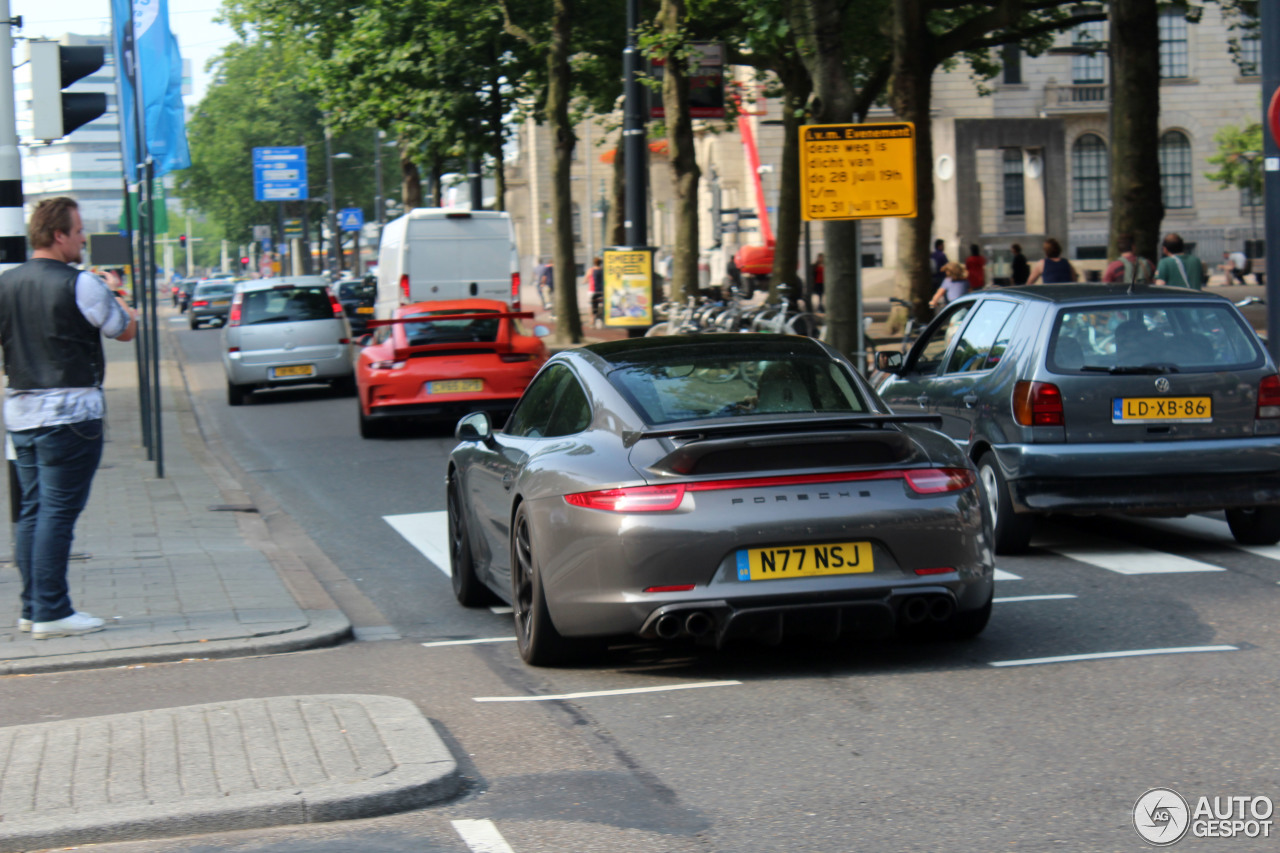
[1240,150,1262,261]
[324,124,339,273]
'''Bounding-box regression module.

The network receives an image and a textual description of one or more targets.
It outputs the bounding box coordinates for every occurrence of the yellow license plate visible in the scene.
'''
[1112,396,1212,423]
[429,379,483,394]
[737,542,874,581]
[356,306,374,314]
[212,299,229,307]
[272,364,315,378]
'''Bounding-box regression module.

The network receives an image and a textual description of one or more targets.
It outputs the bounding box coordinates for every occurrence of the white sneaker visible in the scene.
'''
[17,618,31,632]
[32,612,106,639]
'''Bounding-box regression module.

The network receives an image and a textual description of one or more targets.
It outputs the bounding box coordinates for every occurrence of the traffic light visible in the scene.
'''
[179,235,187,248]
[27,41,107,141]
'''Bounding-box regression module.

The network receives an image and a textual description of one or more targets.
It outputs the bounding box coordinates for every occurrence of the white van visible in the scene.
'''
[375,209,520,317]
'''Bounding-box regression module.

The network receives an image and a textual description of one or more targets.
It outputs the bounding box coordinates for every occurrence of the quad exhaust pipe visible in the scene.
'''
[901,595,955,625]
[654,610,716,640]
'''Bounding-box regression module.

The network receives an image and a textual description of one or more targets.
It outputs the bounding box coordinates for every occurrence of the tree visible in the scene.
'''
[1107,0,1162,263]
[1206,121,1265,197]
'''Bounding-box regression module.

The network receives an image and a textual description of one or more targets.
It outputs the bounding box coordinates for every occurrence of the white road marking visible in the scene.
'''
[1044,542,1225,574]
[383,511,449,575]
[474,680,742,703]
[453,819,516,853]
[490,606,513,614]
[422,637,514,648]
[994,568,1021,581]
[990,644,1238,668]
[1132,514,1280,562]
[994,594,1077,604]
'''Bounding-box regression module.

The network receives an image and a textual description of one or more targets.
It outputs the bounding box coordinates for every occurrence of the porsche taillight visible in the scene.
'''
[565,485,686,512]
[1013,380,1064,426]
[1258,374,1280,419]
[368,360,406,370]
[902,468,977,494]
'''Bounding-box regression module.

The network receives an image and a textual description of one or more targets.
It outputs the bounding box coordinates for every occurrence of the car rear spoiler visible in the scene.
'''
[622,412,943,448]
[361,311,535,329]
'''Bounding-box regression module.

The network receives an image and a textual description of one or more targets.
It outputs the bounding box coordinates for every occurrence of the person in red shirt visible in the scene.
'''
[965,244,986,291]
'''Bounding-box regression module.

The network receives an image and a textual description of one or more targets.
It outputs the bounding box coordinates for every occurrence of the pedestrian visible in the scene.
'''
[539,259,555,312]
[1010,243,1030,286]
[1218,249,1249,285]
[965,244,986,291]
[930,239,948,288]
[929,261,969,309]
[0,197,138,639]
[1026,238,1079,284]
[1154,232,1206,290]
[1102,233,1156,284]
[585,257,604,327]
[811,252,825,312]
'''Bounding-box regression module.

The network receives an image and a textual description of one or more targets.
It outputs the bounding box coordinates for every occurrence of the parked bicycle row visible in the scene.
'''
[646,284,822,338]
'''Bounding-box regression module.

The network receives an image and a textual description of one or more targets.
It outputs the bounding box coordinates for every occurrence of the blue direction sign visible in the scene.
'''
[339,208,364,232]
[253,147,308,202]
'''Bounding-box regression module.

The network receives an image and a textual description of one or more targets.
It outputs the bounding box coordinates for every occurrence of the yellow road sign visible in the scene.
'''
[799,122,917,221]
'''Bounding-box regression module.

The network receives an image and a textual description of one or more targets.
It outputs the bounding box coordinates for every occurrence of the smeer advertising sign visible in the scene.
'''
[602,248,655,328]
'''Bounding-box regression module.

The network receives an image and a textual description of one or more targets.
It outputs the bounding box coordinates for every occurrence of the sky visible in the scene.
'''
[12,0,237,106]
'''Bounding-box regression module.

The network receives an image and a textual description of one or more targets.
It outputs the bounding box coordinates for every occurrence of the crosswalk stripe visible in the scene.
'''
[453,819,516,853]
[994,568,1021,581]
[1043,543,1225,575]
[1131,514,1280,561]
[383,511,449,576]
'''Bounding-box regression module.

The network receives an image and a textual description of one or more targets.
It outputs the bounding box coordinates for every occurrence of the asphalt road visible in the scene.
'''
[9,317,1280,852]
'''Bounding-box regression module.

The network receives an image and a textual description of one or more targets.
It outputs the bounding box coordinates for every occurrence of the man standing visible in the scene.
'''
[930,239,948,289]
[1102,233,1156,284]
[1154,233,1207,290]
[0,197,137,639]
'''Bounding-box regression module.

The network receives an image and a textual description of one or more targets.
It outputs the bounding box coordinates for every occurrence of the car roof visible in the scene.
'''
[967,284,1230,306]
[236,275,332,293]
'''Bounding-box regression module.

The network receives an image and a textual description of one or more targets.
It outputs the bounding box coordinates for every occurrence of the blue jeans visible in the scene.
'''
[10,419,104,623]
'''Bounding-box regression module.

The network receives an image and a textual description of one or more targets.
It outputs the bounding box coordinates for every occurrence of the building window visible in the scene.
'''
[572,201,582,243]
[1159,10,1189,79]
[1237,12,1260,77]
[1072,134,1109,213]
[1002,44,1022,85]
[1003,149,1025,216]
[1159,130,1193,209]
[1072,20,1106,84]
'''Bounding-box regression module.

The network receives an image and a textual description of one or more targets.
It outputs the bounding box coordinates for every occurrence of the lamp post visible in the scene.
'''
[324,124,339,273]
[1240,150,1262,260]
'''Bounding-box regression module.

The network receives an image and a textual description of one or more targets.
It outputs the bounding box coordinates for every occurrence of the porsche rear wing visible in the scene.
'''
[622,413,943,447]
[363,311,538,360]
[361,311,535,329]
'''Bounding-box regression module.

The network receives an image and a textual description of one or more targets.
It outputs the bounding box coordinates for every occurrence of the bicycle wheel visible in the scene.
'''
[784,313,820,337]
[644,322,672,337]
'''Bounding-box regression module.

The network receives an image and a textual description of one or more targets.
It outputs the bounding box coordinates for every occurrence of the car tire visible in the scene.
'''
[978,451,1033,554]
[448,478,493,606]
[227,382,247,407]
[189,317,200,330]
[358,405,383,438]
[511,503,578,666]
[1226,507,1280,545]
[942,590,993,640]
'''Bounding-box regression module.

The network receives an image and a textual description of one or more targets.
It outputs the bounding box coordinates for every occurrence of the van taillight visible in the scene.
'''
[511,272,521,311]
[228,297,242,327]
[327,287,344,317]
[1013,380,1064,426]
[1258,374,1280,418]
[399,273,410,302]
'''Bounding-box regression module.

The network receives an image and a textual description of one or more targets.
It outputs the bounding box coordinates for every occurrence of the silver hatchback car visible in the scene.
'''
[222,276,355,406]
[876,284,1280,553]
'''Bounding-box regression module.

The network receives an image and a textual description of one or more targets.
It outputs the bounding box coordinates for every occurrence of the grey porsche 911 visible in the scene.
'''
[446,334,994,666]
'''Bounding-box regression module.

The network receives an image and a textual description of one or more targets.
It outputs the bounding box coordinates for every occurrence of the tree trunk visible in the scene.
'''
[490,66,507,212]
[658,0,700,304]
[770,69,812,302]
[889,0,936,327]
[607,139,626,247]
[1108,0,1163,262]
[793,0,858,359]
[548,0,582,343]
[400,140,422,209]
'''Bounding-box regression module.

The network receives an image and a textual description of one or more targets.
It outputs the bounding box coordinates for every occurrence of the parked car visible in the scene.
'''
[355,299,548,437]
[875,284,1280,553]
[336,278,377,335]
[222,276,354,406]
[447,334,994,666]
[187,280,238,329]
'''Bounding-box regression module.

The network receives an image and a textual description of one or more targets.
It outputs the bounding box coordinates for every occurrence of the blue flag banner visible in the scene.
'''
[111,0,191,177]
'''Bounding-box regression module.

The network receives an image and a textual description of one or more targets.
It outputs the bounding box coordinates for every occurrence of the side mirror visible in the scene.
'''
[455,411,492,443]
[357,334,373,347]
[875,350,904,374]
[533,324,551,338]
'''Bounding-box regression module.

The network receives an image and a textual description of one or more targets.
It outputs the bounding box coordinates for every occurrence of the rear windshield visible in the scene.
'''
[194,283,235,297]
[1048,302,1264,373]
[403,309,500,345]
[339,282,375,301]
[607,354,871,425]
[239,286,335,324]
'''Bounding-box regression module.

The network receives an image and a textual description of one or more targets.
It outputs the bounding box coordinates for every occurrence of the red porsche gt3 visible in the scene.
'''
[356,299,549,437]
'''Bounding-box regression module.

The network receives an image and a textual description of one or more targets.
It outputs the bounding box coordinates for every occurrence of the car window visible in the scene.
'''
[240,287,335,324]
[607,354,870,425]
[945,301,1017,374]
[912,304,972,375]
[402,309,499,345]
[194,284,235,297]
[1049,302,1264,373]
[544,374,592,436]
[506,364,573,437]
[339,283,375,301]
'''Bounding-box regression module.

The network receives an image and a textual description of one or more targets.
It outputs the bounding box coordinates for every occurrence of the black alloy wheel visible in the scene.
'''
[227,382,247,407]
[511,504,575,666]
[978,451,1033,554]
[448,478,492,606]
[1226,506,1280,545]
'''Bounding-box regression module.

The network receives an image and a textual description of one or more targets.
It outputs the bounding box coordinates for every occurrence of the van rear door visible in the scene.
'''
[406,215,514,303]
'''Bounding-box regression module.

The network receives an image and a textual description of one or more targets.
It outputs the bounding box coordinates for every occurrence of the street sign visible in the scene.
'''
[798,122,916,221]
[339,208,364,232]
[284,219,303,239]
[252,225,272,240]
[253,147,309,202]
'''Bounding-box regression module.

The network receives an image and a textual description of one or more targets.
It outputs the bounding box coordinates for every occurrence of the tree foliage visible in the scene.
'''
[1206,121,1265,196]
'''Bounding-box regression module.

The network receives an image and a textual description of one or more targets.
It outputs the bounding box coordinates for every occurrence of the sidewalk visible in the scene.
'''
[0,307,460,851]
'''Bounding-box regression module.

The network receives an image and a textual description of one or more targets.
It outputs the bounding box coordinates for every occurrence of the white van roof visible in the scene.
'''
[400,208,510,221]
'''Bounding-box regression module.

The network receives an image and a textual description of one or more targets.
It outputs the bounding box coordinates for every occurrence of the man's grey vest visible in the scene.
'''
[0,259,104,390]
